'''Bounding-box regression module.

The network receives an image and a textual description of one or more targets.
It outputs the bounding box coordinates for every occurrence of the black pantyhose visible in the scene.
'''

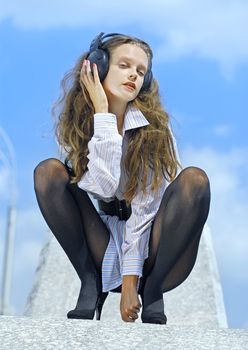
[34,158,111,318]
[34,159,210,323]
[34,158,110,278]
[140,166,211,323]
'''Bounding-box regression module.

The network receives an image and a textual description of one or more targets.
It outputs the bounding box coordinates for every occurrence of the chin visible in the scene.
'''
[106,86,138,103]
[110,92,132,103]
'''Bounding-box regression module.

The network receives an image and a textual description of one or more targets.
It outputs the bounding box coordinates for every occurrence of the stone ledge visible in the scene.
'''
[0,316,247,350]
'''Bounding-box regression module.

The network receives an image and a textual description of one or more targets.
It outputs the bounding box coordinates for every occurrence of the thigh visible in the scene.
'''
[67,182,111,271]
[142,179,176,279]
[161,230,201,292]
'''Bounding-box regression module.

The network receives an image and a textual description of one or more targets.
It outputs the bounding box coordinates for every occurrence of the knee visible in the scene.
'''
[179,166,210,198]
[181,166,210,185]
[33,158,69,195]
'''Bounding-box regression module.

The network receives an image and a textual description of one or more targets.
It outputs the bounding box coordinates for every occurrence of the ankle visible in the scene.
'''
[141,282,163,307]
[141,294,166,325]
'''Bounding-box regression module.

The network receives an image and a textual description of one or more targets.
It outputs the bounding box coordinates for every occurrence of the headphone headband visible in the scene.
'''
[89,32,124,51]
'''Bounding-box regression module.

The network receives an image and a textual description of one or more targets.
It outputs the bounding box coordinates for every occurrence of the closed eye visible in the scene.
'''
[119,64,145,76]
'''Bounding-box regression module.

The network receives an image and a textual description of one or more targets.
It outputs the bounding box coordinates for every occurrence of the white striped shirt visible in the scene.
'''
[77,102,182,292]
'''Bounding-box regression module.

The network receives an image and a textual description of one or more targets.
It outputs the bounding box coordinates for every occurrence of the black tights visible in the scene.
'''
[34,159,210,300]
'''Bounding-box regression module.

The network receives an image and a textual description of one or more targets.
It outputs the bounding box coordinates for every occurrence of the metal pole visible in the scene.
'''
[1,206,16,314]
[0,126,17,315]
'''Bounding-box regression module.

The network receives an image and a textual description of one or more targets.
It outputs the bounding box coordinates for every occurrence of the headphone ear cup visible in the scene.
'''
[86,49,109,82]
[141,70,153,92]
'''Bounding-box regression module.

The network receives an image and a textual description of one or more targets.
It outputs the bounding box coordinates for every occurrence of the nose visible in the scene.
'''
[128,70,137,81]
[129,67,137,81]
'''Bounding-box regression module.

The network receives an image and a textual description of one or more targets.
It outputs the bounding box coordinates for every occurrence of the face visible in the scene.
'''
[102,44,149,104]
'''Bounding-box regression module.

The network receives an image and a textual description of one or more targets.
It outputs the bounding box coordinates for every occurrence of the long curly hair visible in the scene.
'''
[52,34,182,206]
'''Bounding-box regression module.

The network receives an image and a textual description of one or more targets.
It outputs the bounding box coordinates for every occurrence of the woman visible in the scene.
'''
[34,32,211,324]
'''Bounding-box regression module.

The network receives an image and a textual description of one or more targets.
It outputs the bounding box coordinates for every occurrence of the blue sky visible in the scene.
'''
[0,0,248,328]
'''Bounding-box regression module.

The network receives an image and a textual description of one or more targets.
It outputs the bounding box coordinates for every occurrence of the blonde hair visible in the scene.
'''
[52,35,182,206]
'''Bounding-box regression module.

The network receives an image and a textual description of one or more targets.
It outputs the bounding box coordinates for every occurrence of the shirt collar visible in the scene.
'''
[123,102,150,134]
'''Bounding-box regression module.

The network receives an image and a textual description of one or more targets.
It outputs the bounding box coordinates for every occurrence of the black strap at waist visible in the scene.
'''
[97,197,131,221]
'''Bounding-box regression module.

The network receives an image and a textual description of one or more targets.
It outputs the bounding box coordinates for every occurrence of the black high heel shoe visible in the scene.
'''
[95,292,109,320]
[67,264,109,320]
[140,291,167,325]
[67,289,108,320]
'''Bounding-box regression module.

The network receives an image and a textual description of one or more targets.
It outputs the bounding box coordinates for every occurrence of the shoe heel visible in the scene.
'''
[95,292,108,321]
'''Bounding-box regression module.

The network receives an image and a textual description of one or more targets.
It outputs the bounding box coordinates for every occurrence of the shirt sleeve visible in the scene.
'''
[121,125,183,291]
[77,113,123,198]
[121,172,167,277]
[168,123,184,173]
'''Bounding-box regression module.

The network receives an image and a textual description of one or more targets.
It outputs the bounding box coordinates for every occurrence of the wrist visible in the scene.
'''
[122,275,139,286]
[94,105,108,114]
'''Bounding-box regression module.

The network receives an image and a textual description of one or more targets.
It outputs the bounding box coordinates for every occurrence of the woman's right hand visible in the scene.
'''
[120,278,141,322]
[80,59,109,114]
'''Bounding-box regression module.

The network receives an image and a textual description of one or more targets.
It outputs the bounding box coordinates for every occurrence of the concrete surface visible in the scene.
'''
[1,316,247,350]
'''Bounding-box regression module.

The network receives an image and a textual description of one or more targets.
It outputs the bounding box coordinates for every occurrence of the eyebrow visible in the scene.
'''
[117,56,148,72]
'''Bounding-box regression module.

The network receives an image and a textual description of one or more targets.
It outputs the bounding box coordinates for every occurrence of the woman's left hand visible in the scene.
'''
[120,282,141,322]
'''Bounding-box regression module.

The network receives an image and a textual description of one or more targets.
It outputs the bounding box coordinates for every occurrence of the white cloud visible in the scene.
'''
[13,239,43,275]
[0,229,4,285]
[181,144,248,283]
[0,164,10,200]
[213,124,232,137]
[15,207,48,239]
[0,207,47,294]
[0,207,48,313]
[0,0,248,76]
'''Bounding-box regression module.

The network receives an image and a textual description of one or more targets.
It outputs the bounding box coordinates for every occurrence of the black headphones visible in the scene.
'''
[86,32,153,92]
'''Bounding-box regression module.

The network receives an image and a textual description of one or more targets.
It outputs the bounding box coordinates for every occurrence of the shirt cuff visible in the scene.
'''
[93,113,119,137]
[122,257,144,278]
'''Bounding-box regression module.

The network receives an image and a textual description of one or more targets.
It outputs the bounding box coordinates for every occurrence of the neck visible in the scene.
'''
[108,100,127,119]
[108,100,128,135]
